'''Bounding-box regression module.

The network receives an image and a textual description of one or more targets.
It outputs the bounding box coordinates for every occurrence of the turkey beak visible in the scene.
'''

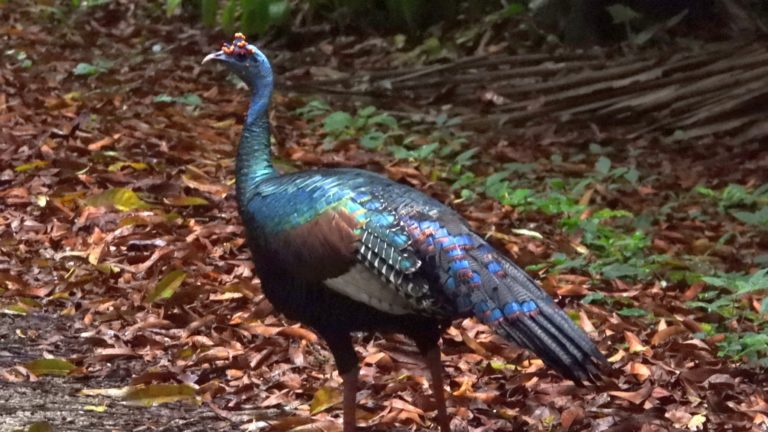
[202,51,226,65]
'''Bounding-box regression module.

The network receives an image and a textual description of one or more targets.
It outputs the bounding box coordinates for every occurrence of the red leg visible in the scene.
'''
[341,368,359,432]
[424,346,451,432]
[323,332,359,432]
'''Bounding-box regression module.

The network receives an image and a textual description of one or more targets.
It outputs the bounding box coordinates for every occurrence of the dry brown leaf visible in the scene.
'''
[87,133,121,151]
[682,282,706,301]
[624,331,650,354]
[579,310,597,334]
[309,387,342,415]
[608,382,653,404]
[557,283,590,296]
[651,326,688,346]
[608,349,626,363]
[286,420,342,432]
[91,348,138,362]
[278,325,319,343]
[560,406,585,429]
[460,330,489,357]
[628,361,651,382]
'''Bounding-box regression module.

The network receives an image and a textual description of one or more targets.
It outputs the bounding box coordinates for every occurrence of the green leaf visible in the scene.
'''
[73,62,101,76]
[165,0,181,16]
[581,292,607,305]
[617,307,649,317]
[601,263,644,279]
[624,167,640,184]
[502,2,525,16]
[485,170,510,188]
[165,196,209,206]
[72,60,112,76]
[25,422,54,432]
[607,4,641,24]
[309,386,342,415]
[24,358,76,377]
[368,113,398,129]
[153,93,202,106]
[360,131,386,150]
[83,405,108,413]
[1,304,29,315]
[177,93,202,106]
[268,0,290,23]
[240,0,289,35]
[357,106,377,118]
[123,384,197,407]
[153,94,174,103]
[390,146,412,160]
[15,160,49,172]
[455,148,477,162]
[506,188,533,206]
[86,188,152,211]
[594,156,612,176]
[295,99,330,118]
[323,112,353,133]
[107,161,148,172]
[695,186,716,198]
[146,270,186,303]
[731,207,768,226]
[588,143,604,154]
[413,142,439,159]
[221,0,238,34]
[701,275,728,288]
[241,0,265,35]
[201,0,218,27]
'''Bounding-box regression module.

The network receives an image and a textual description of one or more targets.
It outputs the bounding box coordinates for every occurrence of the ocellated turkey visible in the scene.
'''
[203,33,607,432]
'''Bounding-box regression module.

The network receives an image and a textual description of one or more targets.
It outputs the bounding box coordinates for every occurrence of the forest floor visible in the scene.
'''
[1,2,767,432]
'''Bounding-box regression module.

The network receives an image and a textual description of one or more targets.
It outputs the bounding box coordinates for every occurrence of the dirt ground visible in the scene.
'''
[0,314,236,432]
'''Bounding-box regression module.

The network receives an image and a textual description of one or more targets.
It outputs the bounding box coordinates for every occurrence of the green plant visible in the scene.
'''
[697,183,768,210]
[321,106,399,150]
[164,0,291,35]
[717,332,768,367]
[690,270,768,315]
[72,59,113,76]
[4,49,32,68]
[393,114,470,163]
[688,269,768,366]
[308,0,514,34]
[697,183,768,228]
[154,93,203,106]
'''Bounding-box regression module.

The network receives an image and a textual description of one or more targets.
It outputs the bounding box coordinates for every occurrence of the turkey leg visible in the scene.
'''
[423,346,451,432]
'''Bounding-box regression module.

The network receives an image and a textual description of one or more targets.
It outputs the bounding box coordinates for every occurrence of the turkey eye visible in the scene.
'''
[235,52,247,62]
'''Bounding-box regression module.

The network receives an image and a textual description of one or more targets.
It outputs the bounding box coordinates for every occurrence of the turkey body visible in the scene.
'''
[242,169,455,373]
[204,35,605,432]
[241,168,603,382]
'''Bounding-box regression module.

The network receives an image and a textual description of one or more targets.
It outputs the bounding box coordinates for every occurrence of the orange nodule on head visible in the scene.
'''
[219,32,253,58]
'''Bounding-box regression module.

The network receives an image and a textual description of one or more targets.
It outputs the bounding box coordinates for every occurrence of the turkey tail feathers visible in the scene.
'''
[466,243,607,383]
[418,230,608,384]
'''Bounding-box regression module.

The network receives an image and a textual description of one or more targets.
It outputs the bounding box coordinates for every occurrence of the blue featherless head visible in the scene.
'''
[202,32,273,89]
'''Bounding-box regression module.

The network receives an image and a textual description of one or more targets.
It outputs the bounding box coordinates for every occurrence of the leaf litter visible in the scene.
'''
[1,1,766,431]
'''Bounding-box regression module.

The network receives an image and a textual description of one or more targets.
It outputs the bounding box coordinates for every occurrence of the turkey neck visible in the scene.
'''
[236,70,275,208]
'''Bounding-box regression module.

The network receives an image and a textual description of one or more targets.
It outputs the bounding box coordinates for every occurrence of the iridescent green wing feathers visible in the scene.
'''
[245,169,441,313]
